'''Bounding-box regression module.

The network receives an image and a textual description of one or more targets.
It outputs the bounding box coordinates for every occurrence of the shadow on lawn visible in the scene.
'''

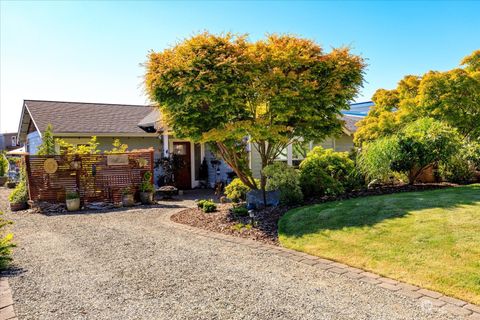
[279,184,480,238]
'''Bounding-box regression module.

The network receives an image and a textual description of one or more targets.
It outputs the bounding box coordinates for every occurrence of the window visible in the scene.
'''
[11,136,16,147]
[173,144,187,155]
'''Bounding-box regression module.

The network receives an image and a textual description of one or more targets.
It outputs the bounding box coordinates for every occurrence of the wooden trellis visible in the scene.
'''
[24,150,154,204]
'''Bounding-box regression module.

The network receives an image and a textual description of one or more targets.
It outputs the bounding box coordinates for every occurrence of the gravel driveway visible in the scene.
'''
[1,193,459,320]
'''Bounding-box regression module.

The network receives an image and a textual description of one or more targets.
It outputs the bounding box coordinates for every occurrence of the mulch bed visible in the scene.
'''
[171,182,460,245]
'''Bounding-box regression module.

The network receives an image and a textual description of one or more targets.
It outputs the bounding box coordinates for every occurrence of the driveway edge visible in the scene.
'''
[0,277,17,320]
[165,211,480,320]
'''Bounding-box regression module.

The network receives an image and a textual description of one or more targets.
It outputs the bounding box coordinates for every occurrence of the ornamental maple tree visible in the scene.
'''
[145,32,365,195]
[355,49,480,145]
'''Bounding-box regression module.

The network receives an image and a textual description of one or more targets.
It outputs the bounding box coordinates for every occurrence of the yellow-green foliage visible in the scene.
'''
[145,32,365,190]
[56,137,128,155]
[0,212,15,271]
[355,49,480,145]
[225,178,259,202]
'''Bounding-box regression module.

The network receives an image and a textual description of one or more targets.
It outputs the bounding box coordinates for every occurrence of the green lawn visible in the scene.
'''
[279,184,480,304]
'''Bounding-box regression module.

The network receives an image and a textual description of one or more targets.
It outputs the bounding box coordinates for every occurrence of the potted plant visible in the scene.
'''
[122,187,134,207]
[65,191,80,211]
[9,179,28,211]
[139,172,154,205]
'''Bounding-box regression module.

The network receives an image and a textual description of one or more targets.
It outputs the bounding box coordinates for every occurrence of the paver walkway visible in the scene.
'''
[1,192,477,320]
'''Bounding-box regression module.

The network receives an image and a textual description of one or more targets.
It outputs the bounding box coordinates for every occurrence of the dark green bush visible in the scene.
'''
[439,141,480,183]
[263,162,303,205]
[231,205,248,217]
[299,146,357,197]
[390,118,460,184]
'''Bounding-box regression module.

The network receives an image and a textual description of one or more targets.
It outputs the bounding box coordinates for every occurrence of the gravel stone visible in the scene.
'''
[1,191,460,320]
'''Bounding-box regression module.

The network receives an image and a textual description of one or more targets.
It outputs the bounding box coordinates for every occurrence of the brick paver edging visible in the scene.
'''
[165,211,480,320]
[0,277,17,320]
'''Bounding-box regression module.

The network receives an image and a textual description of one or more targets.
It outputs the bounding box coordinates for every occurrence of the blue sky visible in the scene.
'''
[1,0,479,133]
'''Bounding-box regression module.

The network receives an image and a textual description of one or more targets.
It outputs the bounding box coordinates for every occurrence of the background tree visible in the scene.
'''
[37,124,56,155]
[145,32,365,197]
[355,49,480,145]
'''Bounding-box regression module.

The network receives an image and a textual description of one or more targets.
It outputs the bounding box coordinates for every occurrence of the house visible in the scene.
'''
[16,99,372,189]
[0,132,20,151]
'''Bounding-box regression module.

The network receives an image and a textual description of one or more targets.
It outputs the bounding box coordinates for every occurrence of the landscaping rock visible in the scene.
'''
[246,189,280,208]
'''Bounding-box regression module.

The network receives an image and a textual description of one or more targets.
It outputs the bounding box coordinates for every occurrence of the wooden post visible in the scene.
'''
[23,155,33,201]
[149,149,154,185]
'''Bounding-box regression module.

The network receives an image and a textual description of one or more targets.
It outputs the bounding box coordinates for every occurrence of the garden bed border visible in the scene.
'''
[0,276,17,320]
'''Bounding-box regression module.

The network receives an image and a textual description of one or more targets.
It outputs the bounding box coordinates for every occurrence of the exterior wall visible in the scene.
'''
[249,133,355,178]
[250,144,263,179]
[204,143,233,187]
[333,134,354,152]
[0,133,20,151]
[26,131,41,154]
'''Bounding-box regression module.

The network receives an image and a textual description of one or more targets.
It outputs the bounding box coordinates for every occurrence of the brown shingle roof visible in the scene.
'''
[24,100,155,135]
[341,114,362,133]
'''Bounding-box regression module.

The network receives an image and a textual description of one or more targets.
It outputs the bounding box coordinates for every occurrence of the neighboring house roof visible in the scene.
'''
[342,101,374,117]
[18,100,156,141]
[341,114,362,134]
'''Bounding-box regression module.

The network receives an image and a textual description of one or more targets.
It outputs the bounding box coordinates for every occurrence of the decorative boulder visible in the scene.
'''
[246,190,280,209]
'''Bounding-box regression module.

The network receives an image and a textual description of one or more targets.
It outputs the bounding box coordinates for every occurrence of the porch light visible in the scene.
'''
[71,156,81,170]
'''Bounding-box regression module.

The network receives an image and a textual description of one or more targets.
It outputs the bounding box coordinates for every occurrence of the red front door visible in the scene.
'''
[172,142,191,189]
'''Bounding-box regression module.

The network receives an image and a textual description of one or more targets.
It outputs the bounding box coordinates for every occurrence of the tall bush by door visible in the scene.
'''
[263,162,303,205]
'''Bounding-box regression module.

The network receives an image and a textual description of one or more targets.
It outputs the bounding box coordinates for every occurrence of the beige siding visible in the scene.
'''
[55,136,160,153]
[250,144,263,179]
[333,134,354,152]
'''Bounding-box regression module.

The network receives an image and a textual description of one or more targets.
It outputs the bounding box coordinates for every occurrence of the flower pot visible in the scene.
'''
[139,192,153,205]
[10,202,28,212]
[66,198,81,211]
[0,176,7,187]
[122,194,135,207]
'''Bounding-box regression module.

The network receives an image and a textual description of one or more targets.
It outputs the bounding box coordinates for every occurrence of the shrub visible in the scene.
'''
[231,205,248,217]
[439,141,480,183]
[299,147,357,198]
[263,162,303,205]
[201,200,217,213]
[0,212,15,271]
[8,179,28,204]
[140,172,154,192]
[357,136,400,183]
[196,199,209,209]
[0,153,8,177]
[66,191,79,200]
[196,199,217,213]
[391,118,460,184]
[224,178,259,203]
